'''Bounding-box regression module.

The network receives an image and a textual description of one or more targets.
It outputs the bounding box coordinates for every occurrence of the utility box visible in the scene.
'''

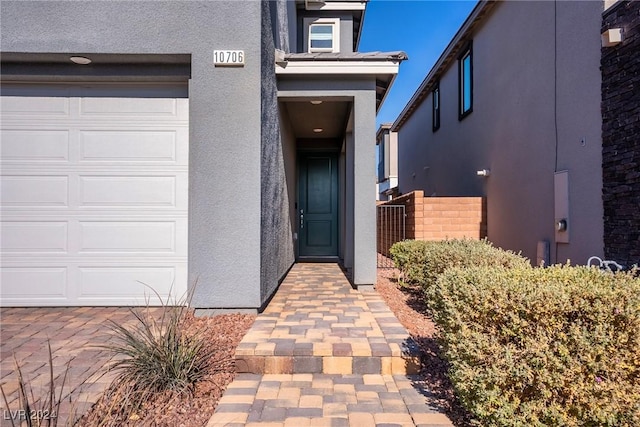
[554,171,570,244]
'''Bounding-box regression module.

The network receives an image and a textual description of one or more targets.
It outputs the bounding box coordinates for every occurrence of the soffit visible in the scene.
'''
[283,100,351,139]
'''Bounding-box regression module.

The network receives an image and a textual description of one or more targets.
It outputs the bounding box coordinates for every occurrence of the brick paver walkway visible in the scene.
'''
[0,307,139,425]
[208,263,453,427]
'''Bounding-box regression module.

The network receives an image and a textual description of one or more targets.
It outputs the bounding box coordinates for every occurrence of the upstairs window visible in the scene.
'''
[305,18,340,53]
[458,43,473,120]
[432,82,440,132]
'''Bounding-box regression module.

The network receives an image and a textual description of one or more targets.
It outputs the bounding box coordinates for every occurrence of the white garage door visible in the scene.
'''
[1,83,188,306]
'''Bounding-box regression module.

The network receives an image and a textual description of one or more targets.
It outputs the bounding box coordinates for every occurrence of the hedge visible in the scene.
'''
[432,265,640,426]
[389,239,529,303]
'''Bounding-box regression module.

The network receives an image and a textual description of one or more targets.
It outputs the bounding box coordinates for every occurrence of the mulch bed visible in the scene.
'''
[376,267,473,427]
[80,312,255,427]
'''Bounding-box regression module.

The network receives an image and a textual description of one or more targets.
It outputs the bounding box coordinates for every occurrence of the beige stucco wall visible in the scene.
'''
[397,1,603,264]
[389,131,399,178]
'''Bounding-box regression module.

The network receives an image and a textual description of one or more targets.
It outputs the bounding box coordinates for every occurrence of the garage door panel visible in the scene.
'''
[1,221,68,253]
[78,266,178,302]
[1,176,69,206]
[80,97,179,117]
[79,175,178,207]
[80,130,177,162]
[79,221,177,253]
[1,96,70,116]
[1,86,188,306]
[1,130,70,161]
[1,267,68,299]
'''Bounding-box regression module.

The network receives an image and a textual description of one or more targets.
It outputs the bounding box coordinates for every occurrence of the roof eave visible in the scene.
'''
[275,54,406,113]
[391,0,498,132]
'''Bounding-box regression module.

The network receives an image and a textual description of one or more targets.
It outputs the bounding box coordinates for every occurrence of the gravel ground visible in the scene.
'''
[81,312,255,427]
[82,267,471,426]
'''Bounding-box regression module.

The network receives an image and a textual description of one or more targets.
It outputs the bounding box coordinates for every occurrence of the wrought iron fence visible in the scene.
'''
[376,204,405,268]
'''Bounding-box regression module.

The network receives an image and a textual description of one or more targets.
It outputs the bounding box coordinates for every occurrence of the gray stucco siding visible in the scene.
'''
[277,78,377,286]
[1,1,265,308]
[296,10,354,53]
[396,1,603,264]
[554,0,604,264]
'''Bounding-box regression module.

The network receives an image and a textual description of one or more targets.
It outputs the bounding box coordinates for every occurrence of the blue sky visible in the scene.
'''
[359,0,479,128]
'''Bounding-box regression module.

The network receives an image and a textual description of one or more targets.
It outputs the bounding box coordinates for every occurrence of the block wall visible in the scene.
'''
[377,191,487,256]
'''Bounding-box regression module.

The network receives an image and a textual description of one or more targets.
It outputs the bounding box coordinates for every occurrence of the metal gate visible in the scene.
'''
[376,204,405,268]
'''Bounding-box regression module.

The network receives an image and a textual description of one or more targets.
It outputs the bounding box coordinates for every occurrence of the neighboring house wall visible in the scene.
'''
[376,125,398,201]
[1,1,265,308]
[602,0,640,266]
[389,131,398,187]
[395,1,603,264]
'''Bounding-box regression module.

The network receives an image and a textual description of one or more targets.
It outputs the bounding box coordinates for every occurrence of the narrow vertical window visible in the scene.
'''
[432,83,440,132]
[458,43,473,119]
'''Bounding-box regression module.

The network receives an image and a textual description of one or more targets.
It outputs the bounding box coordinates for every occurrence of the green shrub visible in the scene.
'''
[99,293,231,422]
[390,239,529,301]
[432,264,640,426]
[388,239,432,284]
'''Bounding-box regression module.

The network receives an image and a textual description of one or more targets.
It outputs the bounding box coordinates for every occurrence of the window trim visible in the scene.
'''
[304,17,340,53]
[458,42,473,120]
[432,82,440,132]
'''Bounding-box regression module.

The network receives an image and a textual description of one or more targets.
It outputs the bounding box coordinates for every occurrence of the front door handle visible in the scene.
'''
[300,209,304,229]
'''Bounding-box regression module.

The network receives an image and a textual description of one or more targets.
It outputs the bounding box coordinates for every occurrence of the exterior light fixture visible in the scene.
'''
[70,56,92,65]
[476,169,491,177]
[601,28,623,47]
[313,128,323,133]
[310,100,323,105]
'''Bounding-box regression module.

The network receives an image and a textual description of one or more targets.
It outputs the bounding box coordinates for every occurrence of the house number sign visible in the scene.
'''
[213,50,245,67]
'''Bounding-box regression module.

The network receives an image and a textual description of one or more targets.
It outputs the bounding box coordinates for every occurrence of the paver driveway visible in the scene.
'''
[0,307,139,425]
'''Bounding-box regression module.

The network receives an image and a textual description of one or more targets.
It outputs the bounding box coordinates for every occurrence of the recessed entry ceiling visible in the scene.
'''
[283,100,351,139]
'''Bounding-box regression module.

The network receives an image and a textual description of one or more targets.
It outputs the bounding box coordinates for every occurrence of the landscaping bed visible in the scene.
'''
[376,267,474,426]
[387,238,640,427]
[81,312,255,427]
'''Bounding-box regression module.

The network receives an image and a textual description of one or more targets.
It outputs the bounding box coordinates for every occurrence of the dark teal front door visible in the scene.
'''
[298,153,339,258]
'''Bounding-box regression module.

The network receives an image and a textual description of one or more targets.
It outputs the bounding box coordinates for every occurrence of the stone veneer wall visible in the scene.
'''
[601,0,640,266]
[260,1,295,305]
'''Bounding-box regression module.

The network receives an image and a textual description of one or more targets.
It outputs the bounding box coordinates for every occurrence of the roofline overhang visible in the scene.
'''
[276,60,401,75]
[304,0,367,11]
[276,60,401,113]
[391,0,498,132]
[376,123,392,141]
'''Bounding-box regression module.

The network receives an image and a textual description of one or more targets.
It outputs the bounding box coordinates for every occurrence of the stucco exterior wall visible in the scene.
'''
[389,131,398,179]
[396,1,603,264]
[277,78,377,285]
[297,10,354,53]
[1,1,264,308]
[554,0,604,264]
